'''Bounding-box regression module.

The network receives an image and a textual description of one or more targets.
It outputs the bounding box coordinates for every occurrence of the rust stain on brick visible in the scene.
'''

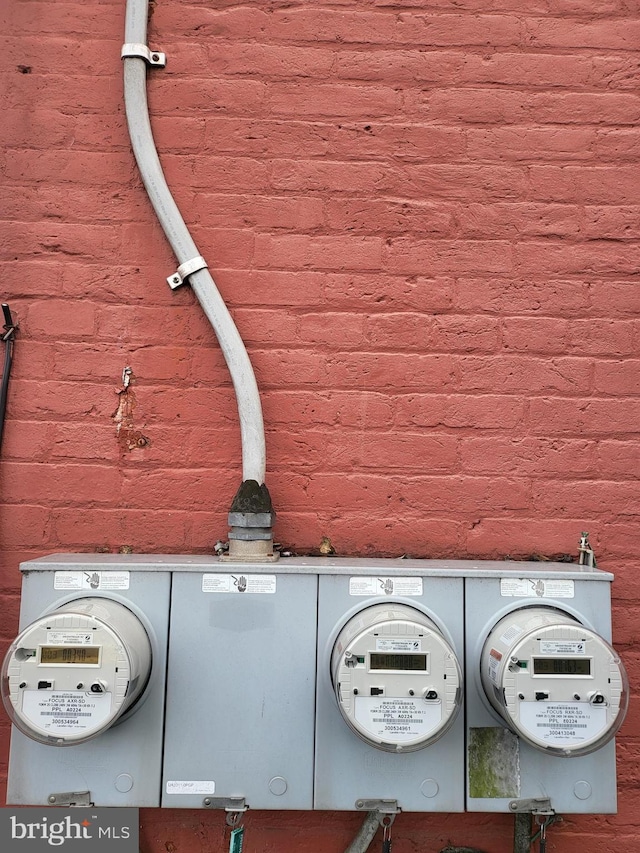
[112,371,150,453]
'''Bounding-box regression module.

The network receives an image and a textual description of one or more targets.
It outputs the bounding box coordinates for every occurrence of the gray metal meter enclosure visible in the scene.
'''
[2,554,626,815]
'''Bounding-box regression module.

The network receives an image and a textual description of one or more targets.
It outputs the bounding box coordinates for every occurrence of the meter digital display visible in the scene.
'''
[480,607,628,756]
[370,653,427,671]
[40,647,101,665]
[331,603,462,753]
[533,658,591,676]
[2,598,152,746]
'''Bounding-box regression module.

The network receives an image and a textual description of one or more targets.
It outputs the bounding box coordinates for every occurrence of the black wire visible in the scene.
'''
[0,303,17,454]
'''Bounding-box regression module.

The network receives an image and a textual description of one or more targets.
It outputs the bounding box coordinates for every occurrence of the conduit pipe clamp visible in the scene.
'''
[167,256,209,290]
[121,43,167,68]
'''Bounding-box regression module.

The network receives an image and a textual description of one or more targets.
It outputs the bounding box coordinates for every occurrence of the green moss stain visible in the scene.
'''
[468,727,520,799]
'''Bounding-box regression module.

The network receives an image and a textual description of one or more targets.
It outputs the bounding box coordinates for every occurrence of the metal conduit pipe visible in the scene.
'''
[122,0,276,559]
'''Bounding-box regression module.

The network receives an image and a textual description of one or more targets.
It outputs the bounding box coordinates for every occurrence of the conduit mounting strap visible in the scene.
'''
[167,256,209,289]
[121,43,167,67]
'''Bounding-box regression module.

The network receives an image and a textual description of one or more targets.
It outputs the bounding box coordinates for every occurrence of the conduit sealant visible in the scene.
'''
[122,0,266,486]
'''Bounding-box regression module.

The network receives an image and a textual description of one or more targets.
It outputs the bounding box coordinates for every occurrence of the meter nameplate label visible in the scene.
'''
[376,639,422,652]
[539,640,586,655]
[500,578,575,598]
[519,702,607,745]
[54,571,130,591]
[46,631,94,645]
[202,574,276,594]
[166,780,216,795]
[348,577,423,596]
[21,690,112,735]
[354,696,442,742]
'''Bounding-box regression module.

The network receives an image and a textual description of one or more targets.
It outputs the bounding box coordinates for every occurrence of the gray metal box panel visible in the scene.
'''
[162,570,317,809]
[314,573,465,812]
[465,573,618,813]
[6,565,170,807]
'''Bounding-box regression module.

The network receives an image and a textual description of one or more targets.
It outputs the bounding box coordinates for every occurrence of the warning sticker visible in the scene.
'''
[54,571,130,591]
[500,624,524,646]
[519,702,607,745]
[166,780,216,795]
[500,578,575,599]
[202,574,276,594]
[349,577,423,596]
[488,648,503,685]
[22,690,112,735]
[354,696,441,742]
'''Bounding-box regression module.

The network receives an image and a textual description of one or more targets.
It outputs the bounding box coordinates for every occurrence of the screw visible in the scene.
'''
[509,802,517,811]
[49,796,56,804]
[409,689,414,696]
[574,694,581,700]
[356,800,364,809]
[173,276,180,284]
[77,683,84,690]
[203,798,211,806]
[518,693,525,700]
[353,689,358,695]
[152,54,159,62]
[19,682,26,689]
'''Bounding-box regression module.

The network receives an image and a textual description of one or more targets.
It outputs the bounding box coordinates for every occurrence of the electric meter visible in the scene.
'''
[331,603,462,753]
[480,607,628,756]
[2,597,152,746]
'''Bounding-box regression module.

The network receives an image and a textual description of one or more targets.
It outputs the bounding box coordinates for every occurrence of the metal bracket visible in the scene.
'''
[355,798,400,819]
[47,790,93,807]
[121,43,166,67]
[508,797,554,815]
[202,796,246,811]
[167,255,208,289]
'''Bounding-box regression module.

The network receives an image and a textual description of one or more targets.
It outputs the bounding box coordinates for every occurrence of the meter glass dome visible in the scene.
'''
[331,603,462,753]
[480,607,628,756]
[2,598,152,746]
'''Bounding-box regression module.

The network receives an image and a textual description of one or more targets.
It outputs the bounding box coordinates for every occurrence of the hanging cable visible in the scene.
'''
[0,304,18,454]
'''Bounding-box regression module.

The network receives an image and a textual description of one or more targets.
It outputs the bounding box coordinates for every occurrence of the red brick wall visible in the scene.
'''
[2,1,639,850]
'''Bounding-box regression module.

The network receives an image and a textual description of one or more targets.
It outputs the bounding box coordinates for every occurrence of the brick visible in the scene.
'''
[263,391,395,429]
[335,50,465,84]
[460,437,596,476]
[566,320,636,357]
[459,52,593,88]
[50,424,120,462]
[196,193,324,231]
[149,78,266,117]
[161,155,269,192]
[533,480,640,517]
[395,394,526,430]
[530,166,640,204]
[325,353,456,392]
[597,441,640,480]
[465,518,586,560]
[51,508,192,551]
[530,93,640,125]
[595,361,640,396]
[325,432,459,472]
[1,221,121,264]
[27,301,96,338]
[585,206,640,240]
[325,199,456,237]
[3,74,123,114]
[589,281,640,316]
[8,380,115,420]
[425,89,530,124]
[204,118,331,159]
[591,56,640,91]
[502,317,569,354]
[254,235,383,271]
[1,421,52,462]
[330,123,467,162]
[515,241,640,277]
[324,275,454,313]
[457,356,592,395]
[270,159,388,194]
[218,270,324,308]
[2,462,121,505]
[467,127,598,162]
[385,239,513,275]
[209,43,334,79]
[0,505,50,549]
[454,278,590,315]
[595,130,640,161]
[392,165,528,202]
[458,203,582,239]
[524,17,640,50]
[530,398,640,436]
[5,150,135,186]
[297,313,366,348]
[366,314,500,353]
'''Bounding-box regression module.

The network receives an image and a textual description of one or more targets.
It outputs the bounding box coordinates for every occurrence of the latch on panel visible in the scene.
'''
[508,797,554,815]
[47,790,93,807]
